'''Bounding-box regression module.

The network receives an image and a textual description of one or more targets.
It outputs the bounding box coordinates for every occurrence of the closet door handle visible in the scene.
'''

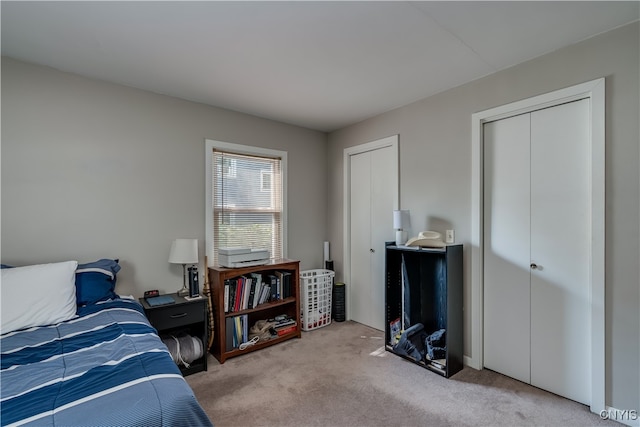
[530,263,538,270]
[370,248,375,253]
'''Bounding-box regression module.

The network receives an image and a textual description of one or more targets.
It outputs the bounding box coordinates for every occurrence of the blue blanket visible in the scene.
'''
[1,299,212,426]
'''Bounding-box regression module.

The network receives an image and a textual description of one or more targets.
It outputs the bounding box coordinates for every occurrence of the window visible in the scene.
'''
[222,158,237,178]
[205,140,287,266]
[260,171,272,192]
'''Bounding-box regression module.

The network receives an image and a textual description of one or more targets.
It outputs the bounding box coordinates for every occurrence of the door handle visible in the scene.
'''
[370,248,375,253]
[530,263,540,270]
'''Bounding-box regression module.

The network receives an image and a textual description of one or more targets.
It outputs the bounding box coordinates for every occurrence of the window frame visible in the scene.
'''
[205,139,288,267]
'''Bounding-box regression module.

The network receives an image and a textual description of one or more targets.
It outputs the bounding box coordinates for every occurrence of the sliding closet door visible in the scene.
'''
[529,99,590,405]
[483,113,531,384]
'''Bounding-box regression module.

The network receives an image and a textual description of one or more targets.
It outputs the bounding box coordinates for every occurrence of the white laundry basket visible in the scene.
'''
[299,269,334,331]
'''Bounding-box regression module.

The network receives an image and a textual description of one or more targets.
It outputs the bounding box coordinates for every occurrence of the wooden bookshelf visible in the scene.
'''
[208,259,301,364]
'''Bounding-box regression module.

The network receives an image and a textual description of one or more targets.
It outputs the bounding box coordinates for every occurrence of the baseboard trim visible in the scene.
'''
[464,355,480,370]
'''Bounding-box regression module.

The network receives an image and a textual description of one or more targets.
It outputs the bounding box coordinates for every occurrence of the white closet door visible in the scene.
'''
[483,99,591,405]
[530,99,590,404]
[350,151,372,328]
[483,113,531,384]
[349,144,396,331]
[369,146,395,331]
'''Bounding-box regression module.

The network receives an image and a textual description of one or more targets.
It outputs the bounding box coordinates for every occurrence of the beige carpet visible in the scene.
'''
[186,321,616,427]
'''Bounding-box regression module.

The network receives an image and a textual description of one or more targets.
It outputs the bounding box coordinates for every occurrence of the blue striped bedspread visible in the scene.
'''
[1,298,213,426]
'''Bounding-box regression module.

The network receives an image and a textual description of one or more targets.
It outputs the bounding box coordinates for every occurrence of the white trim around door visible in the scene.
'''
[343,135,399,323]
[469,78,605,414]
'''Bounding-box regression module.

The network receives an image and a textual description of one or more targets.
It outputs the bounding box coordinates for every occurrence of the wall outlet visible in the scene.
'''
[445,229,455,244]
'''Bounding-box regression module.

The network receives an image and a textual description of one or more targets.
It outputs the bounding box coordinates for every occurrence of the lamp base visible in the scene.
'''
[395,229,406,246]
[177,264,190,296]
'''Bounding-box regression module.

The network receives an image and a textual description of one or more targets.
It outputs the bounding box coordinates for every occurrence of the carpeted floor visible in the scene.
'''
[186,321,618,427]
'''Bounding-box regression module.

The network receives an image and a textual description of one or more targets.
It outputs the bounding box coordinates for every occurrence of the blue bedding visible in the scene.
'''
[1,298,212,426]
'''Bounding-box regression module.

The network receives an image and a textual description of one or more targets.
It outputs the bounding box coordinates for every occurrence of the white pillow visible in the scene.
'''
[1,260,78,334]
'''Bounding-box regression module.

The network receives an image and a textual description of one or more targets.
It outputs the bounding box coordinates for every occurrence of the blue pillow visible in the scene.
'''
[1,264,14,269]
[75,259,121,305]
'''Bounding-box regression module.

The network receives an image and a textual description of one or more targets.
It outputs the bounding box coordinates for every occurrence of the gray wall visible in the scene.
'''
[327,22,639,411]
[1,57,328,297]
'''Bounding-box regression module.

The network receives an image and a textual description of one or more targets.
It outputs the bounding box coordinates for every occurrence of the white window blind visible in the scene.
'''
[211,149,283,265]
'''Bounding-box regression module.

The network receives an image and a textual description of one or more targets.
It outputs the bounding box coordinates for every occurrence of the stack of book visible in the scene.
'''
[268,315,297,337]
[223,271,292,313]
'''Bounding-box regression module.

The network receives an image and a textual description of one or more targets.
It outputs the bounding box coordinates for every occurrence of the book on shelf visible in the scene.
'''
[268,274,279,300]
[258,284,270,305]
[272,318,296,328]
[275,323,297,336]
[234,278,243,312]
[224,281,230,313]
[225,317,234,351]
[243,314,248,344]
[284,271,292,298]
[226,279,237,313]
[250,272,263,308]
[239,277,245,312]
[267,315,296,328]
[276,271,283,299]
[270,313,297,335]
[276,271,292,298]
[241,276,252,310]
[234,316,242,347]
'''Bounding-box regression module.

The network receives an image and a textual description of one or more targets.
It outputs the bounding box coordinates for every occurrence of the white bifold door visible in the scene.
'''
[483,99,591,405]
[349,144,396,331]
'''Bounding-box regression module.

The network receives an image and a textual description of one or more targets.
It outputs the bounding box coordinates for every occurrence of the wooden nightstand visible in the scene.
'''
[139,293,208,376]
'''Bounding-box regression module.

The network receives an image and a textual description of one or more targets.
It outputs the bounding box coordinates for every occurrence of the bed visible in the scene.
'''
[1,260,213,427]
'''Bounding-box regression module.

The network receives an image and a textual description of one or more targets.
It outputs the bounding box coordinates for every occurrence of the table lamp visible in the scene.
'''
[393,210,409,246]
[169,238,198,297]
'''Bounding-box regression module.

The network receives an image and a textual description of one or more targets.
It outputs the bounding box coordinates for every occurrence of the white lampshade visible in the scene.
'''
[169,239,198,264]
[393,210,409,229]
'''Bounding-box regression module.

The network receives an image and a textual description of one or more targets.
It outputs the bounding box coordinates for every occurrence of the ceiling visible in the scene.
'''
[2,1,638,132]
